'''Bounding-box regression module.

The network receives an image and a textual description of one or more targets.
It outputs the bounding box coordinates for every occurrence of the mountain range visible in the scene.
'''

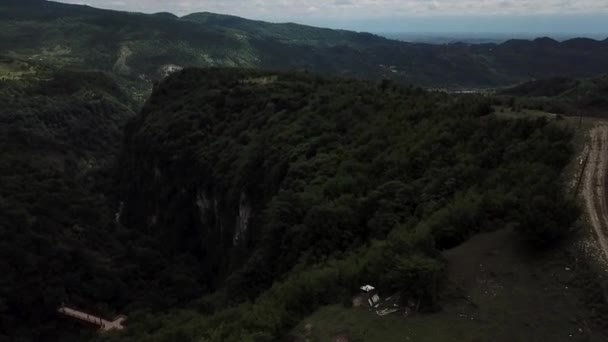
[2,0,608,90]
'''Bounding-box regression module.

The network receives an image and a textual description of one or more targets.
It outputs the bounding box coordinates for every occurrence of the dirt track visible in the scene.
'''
[582,124,608,261]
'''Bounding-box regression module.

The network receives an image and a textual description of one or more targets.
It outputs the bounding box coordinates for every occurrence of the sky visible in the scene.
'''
[54,0,608,35]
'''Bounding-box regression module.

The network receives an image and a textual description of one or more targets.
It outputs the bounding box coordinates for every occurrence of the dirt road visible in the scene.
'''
[582,124,608,261]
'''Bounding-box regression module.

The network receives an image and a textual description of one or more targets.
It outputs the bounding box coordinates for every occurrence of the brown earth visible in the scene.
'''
[582,124,608,261]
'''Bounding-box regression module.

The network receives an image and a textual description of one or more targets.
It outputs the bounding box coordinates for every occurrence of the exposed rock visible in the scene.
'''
[159,64,183,78]
[233,192,252,245]
[112,45,132,75]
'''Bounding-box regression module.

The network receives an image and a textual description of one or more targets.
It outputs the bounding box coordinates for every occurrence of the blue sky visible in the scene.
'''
[55,0,608,35]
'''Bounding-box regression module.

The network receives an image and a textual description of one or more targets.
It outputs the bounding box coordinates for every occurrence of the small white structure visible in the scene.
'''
[360,285,375,292]
[360,285,380,306]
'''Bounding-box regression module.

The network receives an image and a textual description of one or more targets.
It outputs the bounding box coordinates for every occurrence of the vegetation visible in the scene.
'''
[0,70,204,341]
[498,74,608,117]
[0,69,132,340]
[2,1,608,89]
[292,229,608,342]
[0,3,602,342]
[92,68,580,341]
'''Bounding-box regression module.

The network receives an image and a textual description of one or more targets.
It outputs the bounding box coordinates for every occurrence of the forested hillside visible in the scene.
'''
[0,70,213,341]
[1,0,608,89]
[0,69,134,340]
[101,68,579,341]
[499,74,608,116]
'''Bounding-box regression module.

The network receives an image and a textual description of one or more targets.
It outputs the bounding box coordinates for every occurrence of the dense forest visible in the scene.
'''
[0,70,219,341]
[0,70,132,340]
[87,68,579,341]
[2,0,608,89]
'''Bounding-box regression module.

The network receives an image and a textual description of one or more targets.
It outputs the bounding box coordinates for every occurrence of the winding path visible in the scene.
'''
[582,124,608,261]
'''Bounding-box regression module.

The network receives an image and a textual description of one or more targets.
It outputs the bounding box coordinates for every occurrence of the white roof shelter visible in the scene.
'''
[360,285,375,292]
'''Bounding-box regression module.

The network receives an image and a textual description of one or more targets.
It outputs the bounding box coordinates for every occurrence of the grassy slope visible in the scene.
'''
[295,228,608,342]
[0,55,39,80]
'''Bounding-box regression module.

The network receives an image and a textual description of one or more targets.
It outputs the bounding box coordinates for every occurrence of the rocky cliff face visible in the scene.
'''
[116,67,494,300]
[118,97,265,288]
[116,67,379,293]
[118,154,257,287]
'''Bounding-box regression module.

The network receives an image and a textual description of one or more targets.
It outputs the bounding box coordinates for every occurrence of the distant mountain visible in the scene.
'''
[151,12,179,19]
[181,12,374,44]
[1,0,608,88]
[381,32,608,45]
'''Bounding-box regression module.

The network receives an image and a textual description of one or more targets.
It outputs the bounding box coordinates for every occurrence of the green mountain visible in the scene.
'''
[103,68,580,341]
[2,0,608,89]
[500,74,608,116]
